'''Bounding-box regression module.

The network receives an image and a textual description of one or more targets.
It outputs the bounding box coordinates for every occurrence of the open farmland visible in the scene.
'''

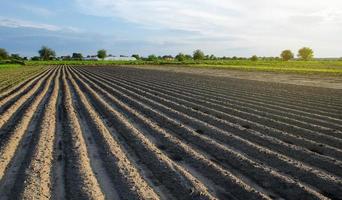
[0,66,342,199]
[0,65,46,93]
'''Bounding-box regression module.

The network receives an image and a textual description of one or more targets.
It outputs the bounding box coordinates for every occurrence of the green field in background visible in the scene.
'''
[24,60,342,75]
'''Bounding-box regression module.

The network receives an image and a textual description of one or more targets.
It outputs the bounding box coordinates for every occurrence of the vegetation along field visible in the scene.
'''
[0,65,341,199]
[0,64,45,93]
[25,59,342,75]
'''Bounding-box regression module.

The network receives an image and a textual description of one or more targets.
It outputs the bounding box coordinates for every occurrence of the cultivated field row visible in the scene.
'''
[0,66,341,199]
[0,66,47,93]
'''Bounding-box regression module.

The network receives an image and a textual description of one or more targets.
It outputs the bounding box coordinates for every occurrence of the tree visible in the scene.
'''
[185,54,193,60]
[175,53,186,61]
[193,49,205,60]
[11,54,23,60]
[97,49,107,60]
[72,53,83,60]
[280,50,294,61]
[0,48,9,60]
[209,54,216,60]
[147,54,158,61]
[132,54,140,60]
[250,55,258,61]
[38,46,56,60]
[31,56,41,61]
[298,47,314,60]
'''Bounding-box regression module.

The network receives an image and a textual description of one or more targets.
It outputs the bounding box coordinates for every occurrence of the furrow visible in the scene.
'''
[0,69,57,200]
[0,67,49,95]
[95,67,342,107]
[73,67,329,200]
[182,77,342,111]
[0,68,57,180]
[51,68,66,200]
[70,67,272,200]
[91,70,342,147]
[81,68,342,163]
[104,73,342,136]
[93,67,342,116]
[0,67,57,129]
[94,68,342,121]
[61,67,105,200]
[133,69,342,111]
[84,67,342,134]
[0,67,51,103]
[66,67,160,199]
[90,68,342,127]
[67,67,218,200]
[145,67,342,106]
[18,67,60,199]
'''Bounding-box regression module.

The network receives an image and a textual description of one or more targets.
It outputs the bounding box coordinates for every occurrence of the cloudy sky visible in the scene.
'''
[0,0,341,57]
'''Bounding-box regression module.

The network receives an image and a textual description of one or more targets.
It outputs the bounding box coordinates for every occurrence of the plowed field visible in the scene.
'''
[0,66,341,200]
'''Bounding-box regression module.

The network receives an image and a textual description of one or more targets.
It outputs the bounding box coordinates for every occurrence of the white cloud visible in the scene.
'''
[74,0,342,56]
[0,18,81,33]
[0,18,60,31]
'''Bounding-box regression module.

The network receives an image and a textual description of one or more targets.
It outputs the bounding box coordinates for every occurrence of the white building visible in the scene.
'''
[83,56,137,61]
[104,56,137,61]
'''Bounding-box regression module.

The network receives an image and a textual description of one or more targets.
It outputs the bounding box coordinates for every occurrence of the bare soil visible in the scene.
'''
[0,66,341,199]
[128,65,342,89]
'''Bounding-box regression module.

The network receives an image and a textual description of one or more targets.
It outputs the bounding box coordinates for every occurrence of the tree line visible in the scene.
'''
[0,46,317,62]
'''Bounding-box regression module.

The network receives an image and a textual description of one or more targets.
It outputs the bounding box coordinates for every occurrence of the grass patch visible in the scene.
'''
[0,64,46,93]
[24,60,342,75]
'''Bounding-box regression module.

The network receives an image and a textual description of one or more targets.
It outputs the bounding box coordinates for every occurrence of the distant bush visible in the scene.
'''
[132,54,140,60]
[250,55,258,61]
[281,50,294,61]
[147,54,158,61]
[31,56,41,61]
[298,47,314,61]
[0,59,25,65]
[97,49,107,60]
[72,53,83,60]
[39,46,56,60]
[193,49,205,60]
[0,48,9,60]
[175,53,187,61]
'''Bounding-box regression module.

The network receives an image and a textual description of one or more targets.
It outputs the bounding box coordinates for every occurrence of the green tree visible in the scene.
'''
[132,54,140,60]
[38,46,56,60]
[250,55,258,61]
[175,53,186,61]
[0,48,9,60]
[97,49,107,60]
[280,50,294,61]
[147,54,158,61]
[31,56,40,61]
[11,54,23,60]
[209,54,216,60]
[72,53,83,60]
[193,49,205,60]
[185,54,192,60]
[298,47,314,60]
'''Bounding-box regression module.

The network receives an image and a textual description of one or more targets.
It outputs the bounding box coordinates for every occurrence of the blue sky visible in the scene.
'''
[0,0,341,57]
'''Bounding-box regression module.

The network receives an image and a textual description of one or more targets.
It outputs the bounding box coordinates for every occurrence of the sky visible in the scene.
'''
[0,0,341,57]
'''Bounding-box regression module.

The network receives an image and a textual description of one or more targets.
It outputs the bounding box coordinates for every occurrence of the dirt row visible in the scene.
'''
[0,66,341,199]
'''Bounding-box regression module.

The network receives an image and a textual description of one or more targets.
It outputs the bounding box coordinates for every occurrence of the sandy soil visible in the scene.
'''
[0,66,341,200]
[128,65,342,89]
